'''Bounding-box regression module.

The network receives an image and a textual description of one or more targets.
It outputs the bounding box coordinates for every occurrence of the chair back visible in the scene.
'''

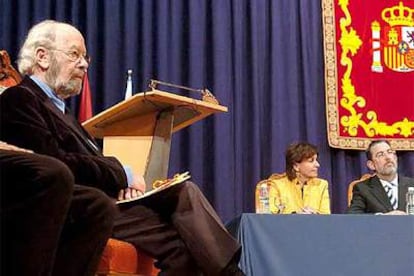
[255,172,286,213]
[347,173,374,206]
[268,172,286,181]
[0,50,21,93]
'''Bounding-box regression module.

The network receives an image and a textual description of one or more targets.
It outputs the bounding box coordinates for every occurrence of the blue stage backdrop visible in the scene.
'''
[1,0,413,222]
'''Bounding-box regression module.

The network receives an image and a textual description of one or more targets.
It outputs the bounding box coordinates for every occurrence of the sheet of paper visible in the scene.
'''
[116,172,191,204]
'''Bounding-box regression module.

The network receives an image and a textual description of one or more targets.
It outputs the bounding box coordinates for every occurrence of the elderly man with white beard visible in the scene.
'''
[0,20,243,275]
[347,140,414,214]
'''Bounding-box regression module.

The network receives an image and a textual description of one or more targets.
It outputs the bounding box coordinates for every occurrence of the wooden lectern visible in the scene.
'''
[83,89,227,191]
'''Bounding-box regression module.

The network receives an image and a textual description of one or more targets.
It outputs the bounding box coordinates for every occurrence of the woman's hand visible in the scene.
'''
[299,206,319,214]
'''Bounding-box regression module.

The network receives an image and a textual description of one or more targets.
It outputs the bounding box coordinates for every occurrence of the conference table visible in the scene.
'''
[226,214,414,276]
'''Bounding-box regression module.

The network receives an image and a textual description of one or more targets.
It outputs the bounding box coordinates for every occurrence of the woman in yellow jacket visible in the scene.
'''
[269,142,331,214]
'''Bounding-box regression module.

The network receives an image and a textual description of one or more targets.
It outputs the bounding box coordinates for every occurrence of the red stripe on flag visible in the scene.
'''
[78,73,93,123]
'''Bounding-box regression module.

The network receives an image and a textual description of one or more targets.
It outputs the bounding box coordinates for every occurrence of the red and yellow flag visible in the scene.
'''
[322,0,414,150]
[78,73,93,123]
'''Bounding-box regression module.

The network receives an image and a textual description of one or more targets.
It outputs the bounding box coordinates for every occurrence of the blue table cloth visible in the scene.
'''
[227,214,414,276]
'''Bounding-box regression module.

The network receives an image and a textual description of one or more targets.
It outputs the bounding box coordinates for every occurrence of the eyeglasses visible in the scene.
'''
[374,149,396,159]
[51,48,91,64]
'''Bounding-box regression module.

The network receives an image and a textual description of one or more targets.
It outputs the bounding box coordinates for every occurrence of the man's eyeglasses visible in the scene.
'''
[374,149,396,159]
[51,48,91,64]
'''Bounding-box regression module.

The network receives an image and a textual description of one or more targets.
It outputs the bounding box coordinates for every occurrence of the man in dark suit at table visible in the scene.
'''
[0,20,243,275]
[347,140,414,214]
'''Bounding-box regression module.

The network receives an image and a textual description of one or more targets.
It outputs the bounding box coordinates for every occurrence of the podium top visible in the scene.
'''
[83,89,228,138]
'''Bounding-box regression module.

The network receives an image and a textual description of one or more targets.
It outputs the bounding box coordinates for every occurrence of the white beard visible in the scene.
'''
[45,56,82,99]
[55,78,82,98]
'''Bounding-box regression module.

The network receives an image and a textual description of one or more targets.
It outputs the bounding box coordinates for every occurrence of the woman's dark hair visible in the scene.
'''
[285,142,318,181]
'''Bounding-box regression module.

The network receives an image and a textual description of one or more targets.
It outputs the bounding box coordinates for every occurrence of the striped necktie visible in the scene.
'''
[384,182,397,210]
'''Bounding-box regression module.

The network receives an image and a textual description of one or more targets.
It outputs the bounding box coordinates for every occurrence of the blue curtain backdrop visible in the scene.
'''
[1,0,413,222]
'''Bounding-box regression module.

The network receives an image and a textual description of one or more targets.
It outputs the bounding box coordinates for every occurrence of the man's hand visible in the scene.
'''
[383,210,407,215]
[130,173,146,194]
[117,173,146,201]
[117,187,144,201]
[0,141,33,153]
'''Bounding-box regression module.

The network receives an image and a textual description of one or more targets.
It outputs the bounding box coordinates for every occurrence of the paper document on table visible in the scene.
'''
[116,172,191,204]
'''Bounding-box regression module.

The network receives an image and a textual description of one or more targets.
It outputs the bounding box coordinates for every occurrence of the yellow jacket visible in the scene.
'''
[269,175,331,214]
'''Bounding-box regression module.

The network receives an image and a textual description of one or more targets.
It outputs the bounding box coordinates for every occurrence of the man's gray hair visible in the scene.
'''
[17,20,62,75]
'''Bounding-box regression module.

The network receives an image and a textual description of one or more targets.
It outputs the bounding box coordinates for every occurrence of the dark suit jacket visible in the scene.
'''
[0,76,127,197]
[347,175,414,214]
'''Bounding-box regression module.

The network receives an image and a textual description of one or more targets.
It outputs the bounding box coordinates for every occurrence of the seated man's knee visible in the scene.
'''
[39,155,74,193]
[12,153,75,201]
[179,181,201,197]
[86,188,118,229]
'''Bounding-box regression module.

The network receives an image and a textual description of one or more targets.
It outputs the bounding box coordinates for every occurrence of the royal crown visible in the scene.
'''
[381,1,414,27]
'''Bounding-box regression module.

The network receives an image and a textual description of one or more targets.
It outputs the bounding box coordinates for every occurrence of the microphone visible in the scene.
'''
[148,79,219,104]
